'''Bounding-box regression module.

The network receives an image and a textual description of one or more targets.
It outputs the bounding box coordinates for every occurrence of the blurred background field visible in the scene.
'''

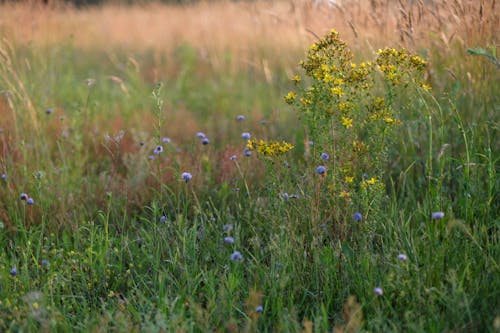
[0,0,498,331]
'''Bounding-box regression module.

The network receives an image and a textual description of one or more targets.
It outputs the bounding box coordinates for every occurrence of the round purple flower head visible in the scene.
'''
[374,287,383,296]
[181,172,192,183]
[241,132,251,140]
[1,173,6,180]
[45,108,53,115]
[20,193,28,201]
[316,166,326,175]
[10,267,17,276]
[224,236,235,244]
[321,152,329,160]
[162,137,171,143]
[41,259,50,268]
[432,211,445,219]
[230,251,244,262]
[196,132,206,139]
[202,138,210,145]
[159,215,167,223]
[26,198,35,205]
[236,115,245,121]
[255,305,263,313]
[153,145,163,154]
[353,212,363,221]
[244,148,252,157]
[398,253,408,261]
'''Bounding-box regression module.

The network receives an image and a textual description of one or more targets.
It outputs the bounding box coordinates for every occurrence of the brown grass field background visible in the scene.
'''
[1,0,497,73]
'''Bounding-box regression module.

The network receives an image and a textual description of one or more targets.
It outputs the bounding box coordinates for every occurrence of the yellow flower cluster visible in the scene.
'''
[246,139,294,156]
[376,48,427,85]
[284,91,297,104]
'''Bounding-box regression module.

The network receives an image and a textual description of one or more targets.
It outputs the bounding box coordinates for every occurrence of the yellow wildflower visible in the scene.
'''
[284,91,297,104]
[331,87,344,97]
[292,75,301,83]
[341,117,353,128]
[339,191,351,198]
[345,176,354,183]
[420,82,432,91]
[366,177,378,185]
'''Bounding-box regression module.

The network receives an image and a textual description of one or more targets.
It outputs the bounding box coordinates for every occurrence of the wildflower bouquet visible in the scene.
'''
[286,29,428,225]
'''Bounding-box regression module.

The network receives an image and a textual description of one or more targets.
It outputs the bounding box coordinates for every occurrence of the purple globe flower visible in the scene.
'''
[162,137,171,143]
[224,236,235,244]
[236,115,245,121]
[320,152,329,160]
[244,148,252,157]
[374,287,383,296]
[353,212,363,221]
[255,305,263,313]
[181,172,192,183]
[230,251,244,262]
[159,215,167,223]
[432,211,445,219]
[398,253,408,261]
[41,259,50,268]
[26,198,35,205]
[316,166,326,175]
[153,145,163,154]
[10,267,17,276]
[241,132,251,140]
[1,173,7,180]
[20,193,28,201]
[196,132,206,139]
[202,138,210,145]
[45,108,53,115]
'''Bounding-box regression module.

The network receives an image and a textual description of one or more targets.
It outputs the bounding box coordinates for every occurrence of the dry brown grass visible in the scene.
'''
[1,0,495,60]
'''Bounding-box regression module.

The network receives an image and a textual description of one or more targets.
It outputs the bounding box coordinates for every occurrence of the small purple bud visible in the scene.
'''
[353,213,363,221]
[398,253,408,261]
[316,166,326,175]
[153,145,163,154]
[181,172,192,183]
[230,251,244,262]
[10,267,18,276]
[432,211,445,219]
[224,236,235,244]
[241,132,251,140]
[374,287,383,296]
[26,198,35,205]
[255,305,263,313]
[320,152,329,160]
[202,138,209,145]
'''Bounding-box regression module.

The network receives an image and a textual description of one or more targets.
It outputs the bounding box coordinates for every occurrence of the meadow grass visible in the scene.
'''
[0,0,498,332]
